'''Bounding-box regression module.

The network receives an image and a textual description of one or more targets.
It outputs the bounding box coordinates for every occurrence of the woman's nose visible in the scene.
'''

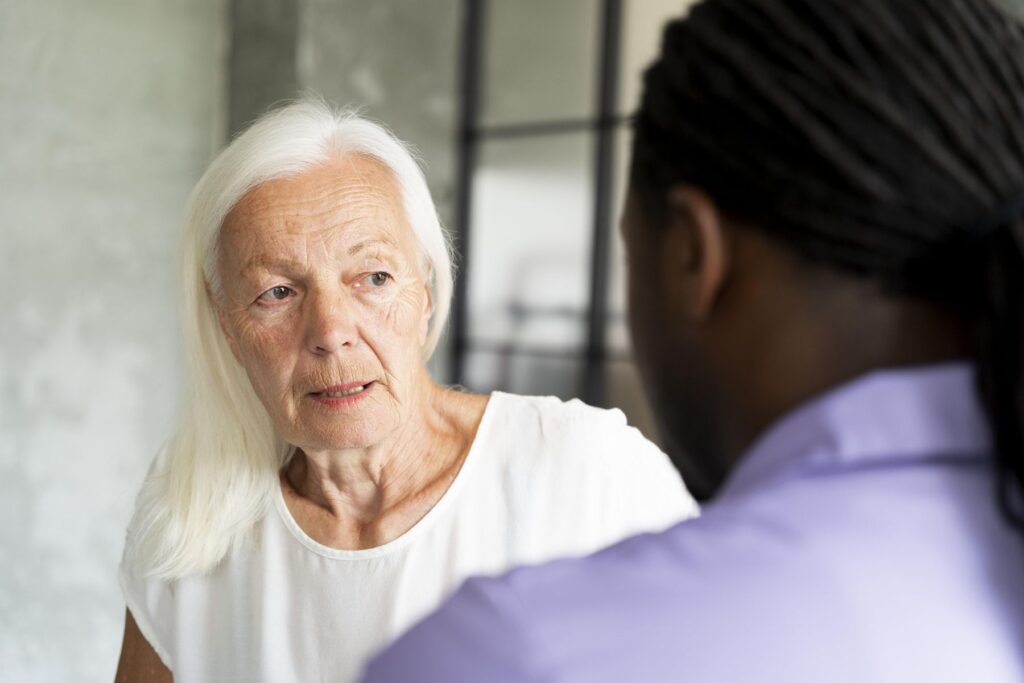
[304,291,358,355]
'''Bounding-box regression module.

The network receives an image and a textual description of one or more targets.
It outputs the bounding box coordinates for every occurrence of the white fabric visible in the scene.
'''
[120,392,697,682]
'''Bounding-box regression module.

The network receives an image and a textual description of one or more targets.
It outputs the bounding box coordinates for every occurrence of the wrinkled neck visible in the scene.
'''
[284,378,444,520]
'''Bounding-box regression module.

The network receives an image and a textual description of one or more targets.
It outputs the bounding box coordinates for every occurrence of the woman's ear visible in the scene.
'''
[661,185,730,320]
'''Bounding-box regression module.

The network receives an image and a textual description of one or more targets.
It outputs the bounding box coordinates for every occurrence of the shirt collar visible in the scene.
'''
[719,363,993,500]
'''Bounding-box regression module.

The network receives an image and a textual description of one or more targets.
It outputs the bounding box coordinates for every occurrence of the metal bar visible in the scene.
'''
[582,0,624,406]
[450,0,486,385]
[474,115,628,141]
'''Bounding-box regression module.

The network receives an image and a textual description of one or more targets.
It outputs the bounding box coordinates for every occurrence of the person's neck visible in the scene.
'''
[710,285,973,489]
[284,379,462,534]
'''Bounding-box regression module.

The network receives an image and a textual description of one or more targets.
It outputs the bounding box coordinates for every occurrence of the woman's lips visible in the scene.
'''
[308,381,374,405]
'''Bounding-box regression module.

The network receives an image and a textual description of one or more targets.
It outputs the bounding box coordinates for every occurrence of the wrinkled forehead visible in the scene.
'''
[217,153,421,270]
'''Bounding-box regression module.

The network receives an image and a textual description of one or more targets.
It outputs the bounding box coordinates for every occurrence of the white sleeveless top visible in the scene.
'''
[120,392,697,683]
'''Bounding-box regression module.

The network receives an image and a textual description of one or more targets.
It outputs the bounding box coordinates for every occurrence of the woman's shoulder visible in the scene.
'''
[478,392,697,546]
[483,392,666,470]
[489,391,631,438]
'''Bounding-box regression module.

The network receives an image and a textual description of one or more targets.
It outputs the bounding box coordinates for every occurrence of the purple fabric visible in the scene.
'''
[362,365,1024,682]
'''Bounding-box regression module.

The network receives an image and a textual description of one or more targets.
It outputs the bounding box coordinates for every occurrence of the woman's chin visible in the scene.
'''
[274,387,404,453]
[289,418,397,454]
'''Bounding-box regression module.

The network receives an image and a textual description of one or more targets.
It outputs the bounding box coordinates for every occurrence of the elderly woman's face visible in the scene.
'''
[215,154,432,451]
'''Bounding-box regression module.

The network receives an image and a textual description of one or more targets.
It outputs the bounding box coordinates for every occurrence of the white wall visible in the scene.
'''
[0,1,227,679]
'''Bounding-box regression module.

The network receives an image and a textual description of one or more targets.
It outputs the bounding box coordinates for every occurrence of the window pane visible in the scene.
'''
[618,0,698,115]
[480,0,600,127]
[464,349,583,400]
[467,132,594,351]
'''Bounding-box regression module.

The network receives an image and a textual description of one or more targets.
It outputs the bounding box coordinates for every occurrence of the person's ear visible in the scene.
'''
[660,185,730,320]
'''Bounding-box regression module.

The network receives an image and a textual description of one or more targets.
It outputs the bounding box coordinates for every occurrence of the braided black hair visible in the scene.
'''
[632,0,1024,529]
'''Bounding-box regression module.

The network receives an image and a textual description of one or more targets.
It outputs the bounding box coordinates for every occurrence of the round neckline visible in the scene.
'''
[273,392,499,560]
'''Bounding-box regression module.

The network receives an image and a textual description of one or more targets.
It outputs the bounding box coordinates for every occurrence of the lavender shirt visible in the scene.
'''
[363,365,1024,682]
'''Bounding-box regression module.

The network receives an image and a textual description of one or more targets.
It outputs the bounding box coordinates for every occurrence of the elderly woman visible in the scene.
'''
[113,100,695,682]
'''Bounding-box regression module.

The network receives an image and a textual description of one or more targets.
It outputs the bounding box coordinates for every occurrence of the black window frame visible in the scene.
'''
[449,0,629,406]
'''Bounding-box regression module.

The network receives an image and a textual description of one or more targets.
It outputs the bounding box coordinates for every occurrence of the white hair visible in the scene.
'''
[127,99,454,579]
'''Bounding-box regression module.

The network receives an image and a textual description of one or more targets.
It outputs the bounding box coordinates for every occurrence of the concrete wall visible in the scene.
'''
[297,0,460,217]
[0,1,228,680]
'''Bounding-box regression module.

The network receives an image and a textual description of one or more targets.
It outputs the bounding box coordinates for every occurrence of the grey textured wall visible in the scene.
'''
[0,0,228,680]
[297,0,459,214]
[229,0,299,134]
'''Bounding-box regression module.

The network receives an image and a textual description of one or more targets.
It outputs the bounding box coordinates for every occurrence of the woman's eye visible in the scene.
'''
[258,285,294,303]
[364,272,392,287]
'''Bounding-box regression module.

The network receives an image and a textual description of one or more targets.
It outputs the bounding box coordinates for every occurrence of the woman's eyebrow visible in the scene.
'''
[236,240,399,276]
[347,239,397,256]
[240,257,299,275]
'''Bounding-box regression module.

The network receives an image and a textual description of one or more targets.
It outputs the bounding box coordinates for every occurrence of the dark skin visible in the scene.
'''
[623,185,973,501]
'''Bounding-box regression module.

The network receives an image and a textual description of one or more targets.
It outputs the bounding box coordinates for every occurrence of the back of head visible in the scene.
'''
[632,0,1024,526]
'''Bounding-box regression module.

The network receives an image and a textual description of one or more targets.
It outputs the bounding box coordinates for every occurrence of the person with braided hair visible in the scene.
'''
[362,0,1024,680]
